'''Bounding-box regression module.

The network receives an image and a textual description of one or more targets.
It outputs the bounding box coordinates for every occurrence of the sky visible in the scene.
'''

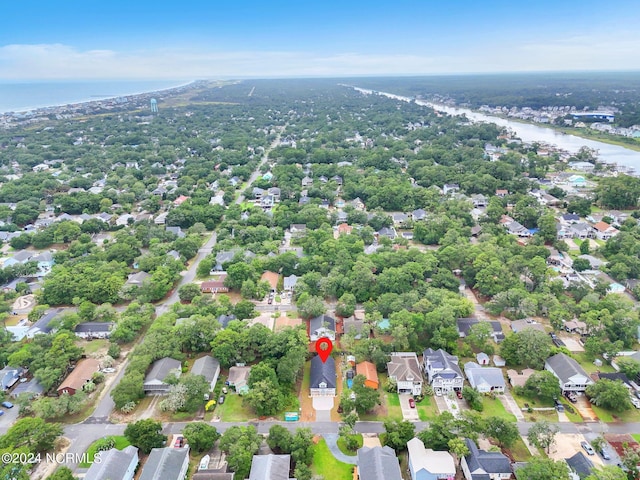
[1,0,639,80]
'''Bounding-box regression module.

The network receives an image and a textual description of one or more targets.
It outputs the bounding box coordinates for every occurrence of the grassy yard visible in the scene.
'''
[79,436,130,467]
[592,404,640,423]
[80,339,109,355]
[483,397,517,422]
[312,439,354,480]
[633,434,640,443]
[337,434,363,456]
[560,398,583,422]
[416,395,439,421]
[217,393,254,421]
[507,436,534,462]
[573,352,616,374]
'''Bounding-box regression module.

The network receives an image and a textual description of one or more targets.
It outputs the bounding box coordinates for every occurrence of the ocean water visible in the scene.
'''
[0,80,191,114]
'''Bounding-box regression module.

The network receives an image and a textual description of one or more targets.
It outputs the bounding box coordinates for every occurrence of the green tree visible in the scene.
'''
[521,370,561,401]
[615,357,640,381]
[447,437,470,466]
[178,283,201,302]
[294,463,313,480]
[183,422,220,453]
[573,257,591,272]
[336,292,357,318]
[219,426,262,479]
[462,386,483,412]
[580,240,590,255]
[500,329,552,369]
[516,457,571,480]
[295,292,326,319]
[46,467,75,480]
[267,425,293,453]
[290,428,314,466]
[124,419,167,454]
[0,417,63,453]
[351,374,380,414]
[586,379,632,412]
[483,416,519,448]
[466,322,493,351]
[383,419,415,451]
[585,465,627,480]
[527,420,559,454]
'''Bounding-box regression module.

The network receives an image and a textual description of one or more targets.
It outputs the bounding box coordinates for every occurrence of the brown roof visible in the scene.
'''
[201,280,227,291]
[261,271,280,289]
[356,361,379,385]
[338,223,353,234]
[593,221,616,232]
[57,358,100,393]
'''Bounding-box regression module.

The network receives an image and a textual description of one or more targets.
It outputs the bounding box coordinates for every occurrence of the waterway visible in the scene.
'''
[354,87,640,174]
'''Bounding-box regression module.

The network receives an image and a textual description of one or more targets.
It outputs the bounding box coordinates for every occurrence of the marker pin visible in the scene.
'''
[315,337,333,363]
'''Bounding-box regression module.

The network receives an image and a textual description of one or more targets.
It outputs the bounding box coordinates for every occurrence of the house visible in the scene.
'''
[568,175,587,187]
[248,454,294,480]
[506,220,531,237]
[387,352,423,395]
[356,361,379,389]
[260,194,274,209]
[3,250,32,267]
[408,209,425,223]
[570,223,596,240]
[228,365,251,394]
[173,195,189,206]
[0,366,24,391]
[191,356,220,391]
[267,187,281,200]
[31,251,54,275]
[464,362,505,393]
[337,223,353,235]
[545,353,594,393]
[310,355,336,397]
[510,319,546,334]
[391,212,409,226]
[10,378,44,399]
[357,446,402,480]
[561,213,580,224]
[564,319,588,336]
[565,451,594,480]
[461,438,512,480]
[376,227,397,240]
[422,348,464,395]
[593,221,619,241]
[252,187,265,199]
[495,189,508,197]
[57,358,100,396]
[289,224,307,237]
[301,176,313,187]
[139,447,190,480]
[471,194,487,208]
[576,255,605,270]
[217,314,236,328]
[443,184,459,195]
[283,274,298,292]
[193,470,235,480]
[74,322,114,339]
[166,226,186,238]
[407,437,456,480]
[507,368,536,388]
[260,271,280,292]
[456,318,505,343]
[125,271,151,287]
[85,446,139,480]
[26,308,62,338]
[309,314,336,341]
[351,197,366,211]
[143,357,181,395]
[200,279,229,293]
[342,315,367,339]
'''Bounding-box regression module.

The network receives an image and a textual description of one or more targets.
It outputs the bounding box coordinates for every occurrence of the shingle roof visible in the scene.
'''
[310,355,336,389]
[58,358,100,393]
[310,314,335,333]
[248,454,292,480]
[74,322,114,333]
[464,363,505,390]
[545,353,590,385]
[85,445,139,480]
[140,447,189,480]
[464,438,512,477]
[145,357,181,384]
[387,353,422,383]
[407,438,456,477]
[356,446,402,480]
[565,451,594,478]
[191,356,220,384]
[423,348,463,380]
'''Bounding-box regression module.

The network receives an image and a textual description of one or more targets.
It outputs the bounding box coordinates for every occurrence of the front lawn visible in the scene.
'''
[337,434,363,456]
[217,393,254,421]
[80,339,109,355]
[507,436,535,462]
[312,439,354,480]
[591,404,640,423]
[559,398,583,422]
[416,395,439,421]
[80,436,131,467]
[483,396,517,422]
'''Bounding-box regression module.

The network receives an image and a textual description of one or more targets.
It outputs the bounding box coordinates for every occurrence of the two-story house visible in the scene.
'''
[461,438,512,480]
[387,352,423,396]
[422,348,464,395]
[545,353,594,394]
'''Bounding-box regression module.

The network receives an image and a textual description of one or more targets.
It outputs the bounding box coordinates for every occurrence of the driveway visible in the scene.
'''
[574,396,598,422]
[323,434,357,464]
[313,397,333,422]
[501,391,525,421]
[399,394,419,421]
[0,403,19,429]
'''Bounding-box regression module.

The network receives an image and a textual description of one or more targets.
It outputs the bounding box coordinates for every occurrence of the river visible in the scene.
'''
[354,87,640,174]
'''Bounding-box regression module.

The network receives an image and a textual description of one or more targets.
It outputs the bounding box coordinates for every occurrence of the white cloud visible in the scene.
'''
[0,41,638,80]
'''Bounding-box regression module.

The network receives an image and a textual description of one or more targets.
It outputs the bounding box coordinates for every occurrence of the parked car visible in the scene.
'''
[218,395,225,405]
[456,390,463,399]
[174,436,184,448]
[0,410,4,416]
[600,448,611,460]
[553,398,564,412]
[581,441,595,456]
[630,397,640,409]
[1,402,14,409]
[408,398,416,408]
[102,368,116,373]
[222,387,228,394]
[564,391,578,403]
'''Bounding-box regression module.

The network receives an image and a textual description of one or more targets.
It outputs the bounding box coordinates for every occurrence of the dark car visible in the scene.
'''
[564,391,577,403]
[0,410,3,416]
[218,395,225,405]
[408,398,416,408]
[175,436,184,448]
[553,398,564,412]
[456,390,463,399]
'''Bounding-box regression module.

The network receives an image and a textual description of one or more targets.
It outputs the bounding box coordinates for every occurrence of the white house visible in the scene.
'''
[422,348,464,395]
[407,437,456,480]
[464,362,505,394]
[545,353,594,393]
[387,352,423,396]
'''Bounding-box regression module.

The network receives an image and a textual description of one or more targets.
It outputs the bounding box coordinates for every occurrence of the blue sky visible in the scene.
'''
[1,0,639,79]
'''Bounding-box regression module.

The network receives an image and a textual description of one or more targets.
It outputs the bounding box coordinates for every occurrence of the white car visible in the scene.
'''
[630,397,640,409]
[102,368,116,373]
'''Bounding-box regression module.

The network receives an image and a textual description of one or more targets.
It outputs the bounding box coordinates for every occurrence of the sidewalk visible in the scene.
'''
[323,434,358,464]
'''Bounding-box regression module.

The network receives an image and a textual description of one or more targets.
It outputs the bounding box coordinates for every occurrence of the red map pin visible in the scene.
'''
[316,337,333,363]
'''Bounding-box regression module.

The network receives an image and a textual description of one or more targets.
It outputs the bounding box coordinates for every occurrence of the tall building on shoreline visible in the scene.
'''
[150,98,158,113]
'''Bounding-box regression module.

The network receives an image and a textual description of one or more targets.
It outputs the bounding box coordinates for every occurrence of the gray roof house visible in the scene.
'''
[0,366,25,391]
[309,314,336,341]
[342,316,367,339]
[143,357,182,394]
[27,308,62,338]
[407,437,456,480]
[422,348,464,394]
[191,356,220,391]
[310,355,336,397]
[464,362,506,393]
[545,353,594,393]
[565,451,594,479]
[140,447,189,480]
[456,318,505,343]
[461,438,512,480]
[228,365,251,394]
[10,378,44,399]
[248,454,293,480]
[357,446,402,480]
[387,352,423,396]
[74,322,114,339]
[283,274,298,292]
[85,445,139,480]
